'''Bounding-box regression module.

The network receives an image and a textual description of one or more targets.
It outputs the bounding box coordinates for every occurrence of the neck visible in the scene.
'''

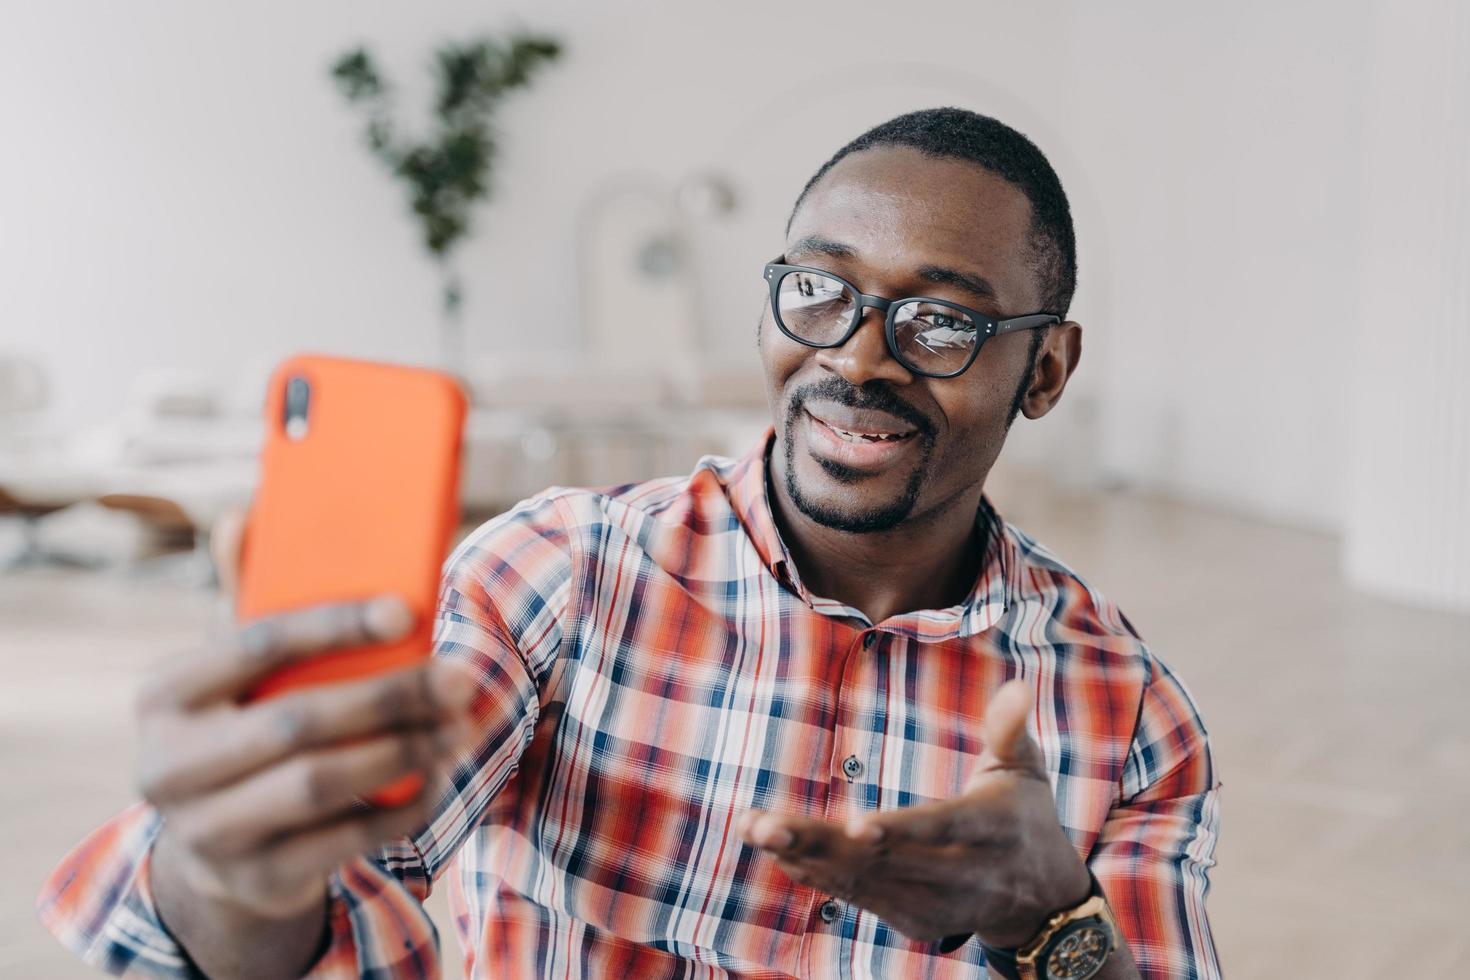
[767,454,989,625]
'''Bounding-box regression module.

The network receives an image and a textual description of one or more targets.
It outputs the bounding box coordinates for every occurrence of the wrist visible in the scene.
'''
[155,823,328,923]
[980,857,1093,950]
[152,827,332,979]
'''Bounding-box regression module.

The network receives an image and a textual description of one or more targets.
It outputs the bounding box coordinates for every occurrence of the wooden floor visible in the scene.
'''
[3,474,1468,978]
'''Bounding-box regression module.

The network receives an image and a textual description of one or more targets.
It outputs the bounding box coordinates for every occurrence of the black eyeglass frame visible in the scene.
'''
[763,259,1060,379]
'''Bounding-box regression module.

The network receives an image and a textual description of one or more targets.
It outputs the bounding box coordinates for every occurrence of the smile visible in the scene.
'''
[821,423,913,444]
[802,409,920,470]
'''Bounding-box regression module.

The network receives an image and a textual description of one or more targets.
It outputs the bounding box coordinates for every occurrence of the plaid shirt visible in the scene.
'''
[39,432,1222,978]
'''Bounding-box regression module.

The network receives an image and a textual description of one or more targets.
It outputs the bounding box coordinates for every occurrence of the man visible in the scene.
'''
[39,108,1220,979]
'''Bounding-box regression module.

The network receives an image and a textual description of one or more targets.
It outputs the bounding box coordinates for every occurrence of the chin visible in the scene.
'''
[787,453,922,534]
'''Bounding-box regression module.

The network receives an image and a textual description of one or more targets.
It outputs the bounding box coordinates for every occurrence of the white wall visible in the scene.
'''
[1067,2,1370,532]
[1,0,1380,533]
[1344,0,1470,613]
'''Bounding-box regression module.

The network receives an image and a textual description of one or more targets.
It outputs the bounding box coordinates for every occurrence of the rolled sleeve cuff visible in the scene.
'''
[38,804,440,979]
[313,857,440,978]
[37,804,200,978]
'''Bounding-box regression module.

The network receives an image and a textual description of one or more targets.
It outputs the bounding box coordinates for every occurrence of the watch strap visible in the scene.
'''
[933,935,1023,978]
[982,944,1023,980]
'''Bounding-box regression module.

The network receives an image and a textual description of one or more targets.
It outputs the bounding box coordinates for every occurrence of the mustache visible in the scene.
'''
[787,376,936,438]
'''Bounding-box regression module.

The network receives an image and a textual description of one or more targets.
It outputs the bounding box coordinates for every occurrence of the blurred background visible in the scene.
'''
[2,1,1467,977]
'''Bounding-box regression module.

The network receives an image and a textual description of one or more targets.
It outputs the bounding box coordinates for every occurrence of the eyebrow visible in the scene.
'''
[916,264,997,302]
[785,235,997,303]
[786,235,857,260]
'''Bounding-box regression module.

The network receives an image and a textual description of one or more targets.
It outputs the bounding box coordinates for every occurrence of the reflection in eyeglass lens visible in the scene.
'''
[894,302,976,370]
[778,271,854,343]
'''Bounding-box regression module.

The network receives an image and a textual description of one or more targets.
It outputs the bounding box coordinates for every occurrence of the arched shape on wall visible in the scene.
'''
[689,62,1114,483]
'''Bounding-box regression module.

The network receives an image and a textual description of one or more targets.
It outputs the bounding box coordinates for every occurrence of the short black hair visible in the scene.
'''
[788,107,1077,318]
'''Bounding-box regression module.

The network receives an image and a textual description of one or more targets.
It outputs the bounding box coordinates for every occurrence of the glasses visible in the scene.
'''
[763,259,1059,379]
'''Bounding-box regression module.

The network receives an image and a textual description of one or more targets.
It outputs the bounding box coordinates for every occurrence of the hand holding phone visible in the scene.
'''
[135,354,474,972]
[139,589,474,922]
[237,355,468,804]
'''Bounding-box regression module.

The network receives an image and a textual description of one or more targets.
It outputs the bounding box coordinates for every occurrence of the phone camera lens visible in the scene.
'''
[284,376,311,440]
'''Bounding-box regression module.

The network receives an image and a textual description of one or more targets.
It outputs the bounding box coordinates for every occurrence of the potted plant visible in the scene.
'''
[331,32,563,369]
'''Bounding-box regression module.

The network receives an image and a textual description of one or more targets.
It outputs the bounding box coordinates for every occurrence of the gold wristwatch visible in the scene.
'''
[982,869,1119,980]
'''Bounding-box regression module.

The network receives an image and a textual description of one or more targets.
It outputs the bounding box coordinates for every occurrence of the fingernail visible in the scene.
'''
[364,596,414,640]
[766,827,794,849]
[846,819,883,843]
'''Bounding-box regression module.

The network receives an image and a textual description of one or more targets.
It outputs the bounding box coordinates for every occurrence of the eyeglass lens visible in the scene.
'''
[776,269,978,376]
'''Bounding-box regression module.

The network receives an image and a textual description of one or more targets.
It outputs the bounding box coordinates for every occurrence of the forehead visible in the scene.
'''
[787,146,1038,305]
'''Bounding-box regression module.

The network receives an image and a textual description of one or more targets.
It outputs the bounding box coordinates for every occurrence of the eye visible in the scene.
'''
[909,306,974,335]
[793,273,843,299]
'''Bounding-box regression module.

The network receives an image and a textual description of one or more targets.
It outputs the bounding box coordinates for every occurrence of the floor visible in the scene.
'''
[3,472,1468,978]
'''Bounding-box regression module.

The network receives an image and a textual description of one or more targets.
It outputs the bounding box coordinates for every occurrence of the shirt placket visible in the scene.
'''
[801,625,888,978]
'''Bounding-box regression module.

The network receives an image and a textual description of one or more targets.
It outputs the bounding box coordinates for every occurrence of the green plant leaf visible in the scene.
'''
[330,31,563,283]
[330,48,385,102]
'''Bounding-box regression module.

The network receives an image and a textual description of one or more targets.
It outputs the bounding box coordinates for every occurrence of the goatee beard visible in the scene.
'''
[780,409,934,535]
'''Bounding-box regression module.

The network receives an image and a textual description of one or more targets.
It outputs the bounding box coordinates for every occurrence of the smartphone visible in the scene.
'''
[237,353,467,805]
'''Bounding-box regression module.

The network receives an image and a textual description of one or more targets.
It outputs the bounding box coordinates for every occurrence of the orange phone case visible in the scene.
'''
[238,353,467,805]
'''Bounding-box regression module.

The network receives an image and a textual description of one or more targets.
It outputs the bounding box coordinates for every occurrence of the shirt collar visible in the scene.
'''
[723,428,1018,640]
[725,428,798,587]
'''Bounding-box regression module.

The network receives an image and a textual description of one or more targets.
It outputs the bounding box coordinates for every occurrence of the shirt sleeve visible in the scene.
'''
[1088,654,1223,980]
[35,492,578,978]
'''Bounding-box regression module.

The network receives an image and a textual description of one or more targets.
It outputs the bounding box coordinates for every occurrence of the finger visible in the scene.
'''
[778,834,972,883]
[767,847,901,903]
[232,777,441,906]
[768,850,981,942]
[210,507,248,599]
[735,810,794,850]
[843,796,991,848]
[141,662,475,802]
[139,596,414,711]
[736,810,847,859]
[169,731,442,859]
[974,678,1046,777]
[770,854,832,893]
[217,775,438,910]
[766,852,896,911]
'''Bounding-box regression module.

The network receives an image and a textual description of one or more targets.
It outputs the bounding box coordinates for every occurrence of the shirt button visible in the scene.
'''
[819,899,840,923]
[841,755,864,780]
[862,632,877,650]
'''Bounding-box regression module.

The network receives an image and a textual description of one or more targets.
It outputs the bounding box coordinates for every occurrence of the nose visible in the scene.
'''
[814,306,913,387]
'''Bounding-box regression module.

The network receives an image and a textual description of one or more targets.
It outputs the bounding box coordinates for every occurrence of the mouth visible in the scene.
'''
[801,407,921,471]
[814,419,914,444]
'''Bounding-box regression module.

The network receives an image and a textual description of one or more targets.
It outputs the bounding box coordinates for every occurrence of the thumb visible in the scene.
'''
[974,678,1046,779]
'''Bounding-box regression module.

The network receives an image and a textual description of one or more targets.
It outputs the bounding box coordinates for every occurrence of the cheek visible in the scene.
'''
[928,385,1011,467]
[935,340,1034,435]
[759,311,812,405]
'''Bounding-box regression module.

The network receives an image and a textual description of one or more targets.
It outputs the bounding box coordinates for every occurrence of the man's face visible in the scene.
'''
[761,145,1050,534]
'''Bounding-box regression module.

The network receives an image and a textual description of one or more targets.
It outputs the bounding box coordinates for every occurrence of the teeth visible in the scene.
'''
[828,423,907,443]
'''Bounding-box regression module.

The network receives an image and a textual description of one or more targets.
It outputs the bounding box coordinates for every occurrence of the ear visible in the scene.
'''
[1022,321,1082,420]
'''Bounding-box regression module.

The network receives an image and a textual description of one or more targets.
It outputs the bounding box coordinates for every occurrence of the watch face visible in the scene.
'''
[1042,921,1112,980]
